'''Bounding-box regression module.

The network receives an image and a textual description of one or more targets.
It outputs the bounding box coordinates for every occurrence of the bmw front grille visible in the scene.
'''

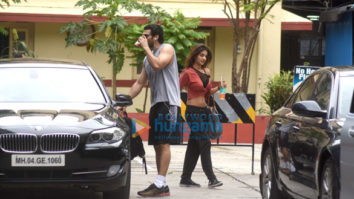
[0,134,37,153]
[0,133,80,153]
[40,133,80,153]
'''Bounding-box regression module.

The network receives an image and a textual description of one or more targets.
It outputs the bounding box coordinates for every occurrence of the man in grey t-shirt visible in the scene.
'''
[128,24,180,197]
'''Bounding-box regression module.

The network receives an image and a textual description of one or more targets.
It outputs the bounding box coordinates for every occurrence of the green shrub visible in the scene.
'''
[262,71,293,114]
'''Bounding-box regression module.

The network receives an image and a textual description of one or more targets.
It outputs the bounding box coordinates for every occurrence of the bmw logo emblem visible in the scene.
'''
[34,126,43,131]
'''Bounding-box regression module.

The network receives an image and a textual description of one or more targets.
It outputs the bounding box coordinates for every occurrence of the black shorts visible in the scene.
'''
[148,102,181,145]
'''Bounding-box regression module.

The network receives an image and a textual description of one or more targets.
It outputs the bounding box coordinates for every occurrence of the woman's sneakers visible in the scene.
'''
[179,178,201,187]
[180,178,222,188]
[208,179,223,188]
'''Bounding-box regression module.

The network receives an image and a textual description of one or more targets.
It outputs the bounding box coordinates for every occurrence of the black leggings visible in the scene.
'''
[181,105,216,181]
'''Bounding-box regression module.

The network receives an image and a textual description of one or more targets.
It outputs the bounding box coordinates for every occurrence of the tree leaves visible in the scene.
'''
[12,28,18,40]
[216,0,280,93]
[262,71,293,114]
[0,0,24,9]
[105,26,112,37]
[61,0,208,84]
[160,11,209,66]
[0,0,27,36]
[0,26,8,36]
[167,36,177,44]
[124,11,208,68]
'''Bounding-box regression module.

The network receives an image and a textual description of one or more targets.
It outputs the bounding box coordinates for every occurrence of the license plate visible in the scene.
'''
[11,154,65,167]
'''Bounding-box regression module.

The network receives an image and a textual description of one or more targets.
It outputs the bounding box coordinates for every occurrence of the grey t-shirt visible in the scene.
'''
[144,43,181,107]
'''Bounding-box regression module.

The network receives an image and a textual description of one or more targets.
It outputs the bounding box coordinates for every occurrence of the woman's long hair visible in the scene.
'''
[184,44,212,69]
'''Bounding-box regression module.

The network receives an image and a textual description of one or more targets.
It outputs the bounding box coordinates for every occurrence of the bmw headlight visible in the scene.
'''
[85,127,126,150]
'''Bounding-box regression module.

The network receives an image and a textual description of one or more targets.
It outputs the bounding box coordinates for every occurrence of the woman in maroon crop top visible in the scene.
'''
[179,44,226,188]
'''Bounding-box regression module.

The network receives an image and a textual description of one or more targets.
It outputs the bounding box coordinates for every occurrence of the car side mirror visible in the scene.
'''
[292,100,327,118]
[114,94,133,107]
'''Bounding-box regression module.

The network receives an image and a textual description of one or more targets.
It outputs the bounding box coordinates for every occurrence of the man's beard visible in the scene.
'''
[148,40,154,49]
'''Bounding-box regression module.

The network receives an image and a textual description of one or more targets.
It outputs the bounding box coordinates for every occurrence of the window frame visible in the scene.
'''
[0,22,34,59]
[293,72,321,103]
[311,71,333,111]
[10,28,29,58]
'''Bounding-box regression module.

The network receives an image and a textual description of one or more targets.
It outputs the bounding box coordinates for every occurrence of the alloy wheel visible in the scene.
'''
[321,166,333,199]
[262,154,272,199]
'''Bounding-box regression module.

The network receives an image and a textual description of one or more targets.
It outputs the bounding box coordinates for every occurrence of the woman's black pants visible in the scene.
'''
[181,105,216,181]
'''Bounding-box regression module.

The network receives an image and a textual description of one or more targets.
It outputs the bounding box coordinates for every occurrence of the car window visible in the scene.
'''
[284,80,303,108]
[338,76,354,118]
[285,92,296,108]
[312,73,332,110]
[293,73,321,103]
[0,67,106,103]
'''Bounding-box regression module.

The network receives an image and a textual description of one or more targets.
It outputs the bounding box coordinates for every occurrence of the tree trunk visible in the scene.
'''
[222,0,279,94]
[112,67,117,99]
[246,35,258,88]
[240,40,252,93]
[232,32,240,93]
[240,56,249,93]
[240,30,259,93]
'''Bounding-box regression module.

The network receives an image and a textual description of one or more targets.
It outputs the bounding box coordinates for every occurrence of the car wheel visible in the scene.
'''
[261,148,282,199]
[320,158,339,199]
[103,162,131,199]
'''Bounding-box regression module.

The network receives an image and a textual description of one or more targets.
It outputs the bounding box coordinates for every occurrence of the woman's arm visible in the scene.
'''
[210,85,219,95]
[179,70,189,91]
[205,68,227,95]
[206,68,219,95]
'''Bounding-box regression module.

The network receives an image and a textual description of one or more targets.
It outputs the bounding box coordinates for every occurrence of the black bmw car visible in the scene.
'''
[260,66,354,199]
[0,58,132,199]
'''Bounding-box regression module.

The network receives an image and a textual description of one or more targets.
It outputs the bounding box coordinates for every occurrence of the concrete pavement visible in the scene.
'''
[0,142,262,199]
[130,142,262,199]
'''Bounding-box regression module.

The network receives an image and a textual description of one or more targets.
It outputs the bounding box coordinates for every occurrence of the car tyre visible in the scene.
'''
[103,162,131,199]
[320,158,339,199]
[261,148,282,199]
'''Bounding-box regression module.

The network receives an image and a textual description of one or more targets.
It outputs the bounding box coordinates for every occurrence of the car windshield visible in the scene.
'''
[338,75,354,118]
[0,67,106,103]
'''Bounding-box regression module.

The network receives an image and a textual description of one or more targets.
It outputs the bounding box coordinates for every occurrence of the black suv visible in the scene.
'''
[0,58,132,199]
[260,66,354,199]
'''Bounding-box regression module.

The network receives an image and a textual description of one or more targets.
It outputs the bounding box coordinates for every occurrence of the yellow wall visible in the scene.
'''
[4,0,308,22]
[3,1,308,114]
[214,27,234,93]
[213,4,283,112]
[34,22,150,113]
[255,4,282,111]
[34,23,133,80]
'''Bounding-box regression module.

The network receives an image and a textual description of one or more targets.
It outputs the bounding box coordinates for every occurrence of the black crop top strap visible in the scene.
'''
[193,67,210,88]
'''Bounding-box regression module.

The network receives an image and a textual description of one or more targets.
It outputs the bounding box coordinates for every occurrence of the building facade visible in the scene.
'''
[0,0,312,114]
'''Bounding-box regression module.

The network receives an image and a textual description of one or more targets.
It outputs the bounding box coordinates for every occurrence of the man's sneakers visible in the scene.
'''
[179,178,201,187]
[208,179,223,188]
[137,183,170,197]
